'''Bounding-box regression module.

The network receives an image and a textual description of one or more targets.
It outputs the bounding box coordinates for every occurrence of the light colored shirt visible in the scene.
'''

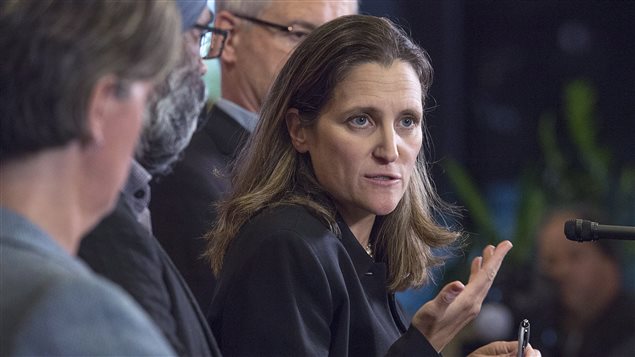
[215,98,259,133]
[122,159,153,232]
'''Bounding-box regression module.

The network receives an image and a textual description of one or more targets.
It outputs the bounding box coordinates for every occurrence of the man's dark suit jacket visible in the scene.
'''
[150,105,248,310]
[208,204,440,356]
[79,194,221,357]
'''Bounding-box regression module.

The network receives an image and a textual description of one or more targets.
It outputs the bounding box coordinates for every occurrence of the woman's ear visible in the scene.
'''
[285,108,309,153]
[216,10,237,64]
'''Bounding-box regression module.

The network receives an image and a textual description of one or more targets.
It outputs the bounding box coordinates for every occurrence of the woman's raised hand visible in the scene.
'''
[411,240,513,352]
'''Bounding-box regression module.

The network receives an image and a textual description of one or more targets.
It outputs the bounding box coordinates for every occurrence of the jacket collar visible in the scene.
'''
[202,102,252,157]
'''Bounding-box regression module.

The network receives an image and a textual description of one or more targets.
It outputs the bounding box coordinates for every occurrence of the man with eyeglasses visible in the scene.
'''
[77,1,223,356]
[151,0,358,312]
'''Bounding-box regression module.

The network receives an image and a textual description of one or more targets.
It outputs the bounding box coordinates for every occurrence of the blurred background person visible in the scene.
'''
[0,0,180,355]
[78,1,226,355]
[535,207,635,356]
[151,0,358,308]
[500,206,635,357]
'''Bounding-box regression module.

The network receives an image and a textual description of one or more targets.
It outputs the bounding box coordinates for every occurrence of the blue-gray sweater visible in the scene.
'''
[0,207,174,356]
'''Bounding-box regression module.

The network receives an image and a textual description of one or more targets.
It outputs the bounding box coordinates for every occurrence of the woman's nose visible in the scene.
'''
[372,128,398,163]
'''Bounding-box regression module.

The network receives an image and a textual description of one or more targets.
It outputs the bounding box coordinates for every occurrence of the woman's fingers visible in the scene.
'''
[470,256,483,278]
[466,240,513,303]
[482,244,495,261]
[469,241,512,283]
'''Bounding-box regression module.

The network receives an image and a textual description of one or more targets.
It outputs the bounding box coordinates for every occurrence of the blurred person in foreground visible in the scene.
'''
[205,14,539,357]
[150,0,358,308]
[78,0,226,355]
[0,1,180,355]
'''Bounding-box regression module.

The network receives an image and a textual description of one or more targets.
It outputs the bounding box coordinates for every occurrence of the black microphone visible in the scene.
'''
[564,219,635,242]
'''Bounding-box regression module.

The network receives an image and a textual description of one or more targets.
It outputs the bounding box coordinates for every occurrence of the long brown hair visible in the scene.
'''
[206,15,460,291]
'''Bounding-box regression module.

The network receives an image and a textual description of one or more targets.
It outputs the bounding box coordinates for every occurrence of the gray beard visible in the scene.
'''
[135,57,206,176]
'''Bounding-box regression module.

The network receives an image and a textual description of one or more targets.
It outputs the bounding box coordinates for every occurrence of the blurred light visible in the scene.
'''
[473,302,514,341]
[481,102,522,135]
[558,21,592,55]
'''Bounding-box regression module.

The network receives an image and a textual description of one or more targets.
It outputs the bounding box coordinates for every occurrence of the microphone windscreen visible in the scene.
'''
[564,219,577,240]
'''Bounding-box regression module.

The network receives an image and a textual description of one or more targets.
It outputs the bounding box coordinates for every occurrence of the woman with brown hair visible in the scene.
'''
[206,14,537,356]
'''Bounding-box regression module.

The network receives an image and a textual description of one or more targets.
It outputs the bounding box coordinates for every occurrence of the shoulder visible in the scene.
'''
[0,247,74,353]
[239,204,337,249]
[221,205,346,278]
[7,273,173,356]
[182,126,227,167]
[213,205,351,310]
[79,197,158,264]
[1,237,92,308]
[183,102,241,167]
[244,205,329,235]
[83,196,144,241]
[154,125,230,198]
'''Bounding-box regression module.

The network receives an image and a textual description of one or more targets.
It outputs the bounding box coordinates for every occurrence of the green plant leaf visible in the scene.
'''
[444,159,499,244]
[510,171,547,264]
[564,79,611,189]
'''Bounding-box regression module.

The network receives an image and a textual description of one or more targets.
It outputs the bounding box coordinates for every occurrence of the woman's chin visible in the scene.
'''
[370,202,400,217]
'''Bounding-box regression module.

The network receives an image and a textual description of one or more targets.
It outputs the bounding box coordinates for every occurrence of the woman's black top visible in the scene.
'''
[208,204,439,356]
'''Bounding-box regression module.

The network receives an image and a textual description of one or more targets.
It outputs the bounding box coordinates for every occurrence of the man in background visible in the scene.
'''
[78,1,225,355]
[151,0,359,309]
[0,1,180,355]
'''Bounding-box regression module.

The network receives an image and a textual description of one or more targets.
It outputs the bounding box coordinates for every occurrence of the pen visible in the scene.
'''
[517,319,530,357]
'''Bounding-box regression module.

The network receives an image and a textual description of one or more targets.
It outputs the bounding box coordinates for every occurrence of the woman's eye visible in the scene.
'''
[350,116,370,127]
[400,117,418,128]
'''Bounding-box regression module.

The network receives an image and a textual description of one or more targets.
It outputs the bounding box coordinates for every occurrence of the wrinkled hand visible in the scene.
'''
[468,341,541,357]
[411,240,513,352]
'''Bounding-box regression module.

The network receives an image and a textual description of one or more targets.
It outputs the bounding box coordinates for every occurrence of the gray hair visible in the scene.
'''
[216,0,360,17]
[215,0,271,16]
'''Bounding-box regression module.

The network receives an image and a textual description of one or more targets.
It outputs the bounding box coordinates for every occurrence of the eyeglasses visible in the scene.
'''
[194,24,228,59]
[232,13,312,42]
